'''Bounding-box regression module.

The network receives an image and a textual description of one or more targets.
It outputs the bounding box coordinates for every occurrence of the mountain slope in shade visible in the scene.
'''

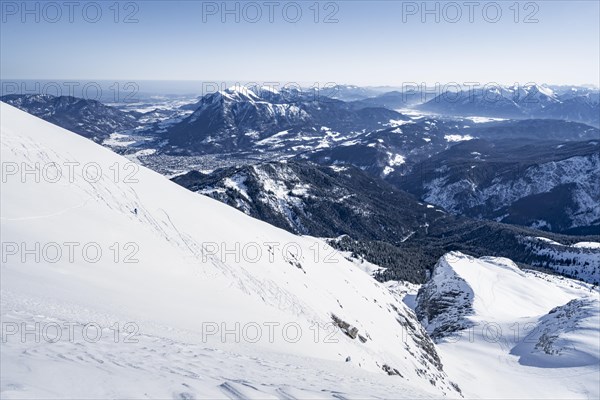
[519,236,600,283]
[302,118,598,180]
[0,94,140,143]
[172,160,446,243]
[511,297,600,368]
[396,139,600,234]
[302,118,469,177]
[414,252,599,399]
[464,119,599,141]
[0,103,460,398]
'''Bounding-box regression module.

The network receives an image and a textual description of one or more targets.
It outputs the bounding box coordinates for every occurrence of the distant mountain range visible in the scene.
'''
[418,84,600,127]
[395,139,600,235]
[295,118,598,236]
[304,118,598,178]
[350,89,439,109]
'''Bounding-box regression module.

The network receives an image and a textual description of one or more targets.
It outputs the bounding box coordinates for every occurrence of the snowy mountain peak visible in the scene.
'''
[223,85,261,101]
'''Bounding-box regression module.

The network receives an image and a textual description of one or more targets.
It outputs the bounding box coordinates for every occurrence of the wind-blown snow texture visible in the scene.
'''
[0,103,459,398]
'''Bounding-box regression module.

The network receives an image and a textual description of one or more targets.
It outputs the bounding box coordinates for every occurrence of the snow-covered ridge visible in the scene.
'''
[417,251,594,324]
[413,251,599,399]
[511,297,600,368]
[419,84,600,126]
[0,103,459,398]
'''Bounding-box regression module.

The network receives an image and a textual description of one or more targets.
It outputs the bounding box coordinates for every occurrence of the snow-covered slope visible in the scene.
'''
[0,103,460,398]
[511,297,600,368]
[415,252,599,399]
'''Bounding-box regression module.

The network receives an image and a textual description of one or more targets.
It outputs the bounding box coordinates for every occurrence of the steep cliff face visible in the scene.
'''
[415,253,476,340]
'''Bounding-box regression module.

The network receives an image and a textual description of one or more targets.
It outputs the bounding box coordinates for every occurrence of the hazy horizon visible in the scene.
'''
[1,79,598,100]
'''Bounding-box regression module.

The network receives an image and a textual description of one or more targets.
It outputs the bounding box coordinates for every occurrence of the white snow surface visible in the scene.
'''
[0,103,458,398]
[464,116,508,123]
[443,134,474,142]
[572,241,600,249]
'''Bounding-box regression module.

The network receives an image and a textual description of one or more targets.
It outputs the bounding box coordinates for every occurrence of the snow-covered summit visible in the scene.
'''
[222,85,261,101]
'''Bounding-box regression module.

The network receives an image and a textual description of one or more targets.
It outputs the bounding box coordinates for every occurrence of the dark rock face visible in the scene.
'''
[331,314,359,340]
[382,364,403,376]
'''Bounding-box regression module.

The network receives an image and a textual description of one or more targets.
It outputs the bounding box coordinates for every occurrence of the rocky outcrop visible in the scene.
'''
[415,252,475,340]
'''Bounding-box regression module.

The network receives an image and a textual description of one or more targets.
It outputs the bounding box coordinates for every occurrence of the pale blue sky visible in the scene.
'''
[1,1,599,86]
